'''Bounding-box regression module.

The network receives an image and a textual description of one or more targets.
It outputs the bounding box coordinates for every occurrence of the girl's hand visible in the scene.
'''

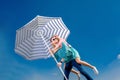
[49,49,55,54]
[49,49,53,54]
[57,62,62,67]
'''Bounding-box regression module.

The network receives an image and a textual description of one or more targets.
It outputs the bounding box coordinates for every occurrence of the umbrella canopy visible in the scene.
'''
[15,15,70,60]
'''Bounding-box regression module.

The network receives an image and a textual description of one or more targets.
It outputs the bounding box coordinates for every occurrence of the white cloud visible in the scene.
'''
[95,60,120,80]
[51,72,58,76]
[117,54,120,60]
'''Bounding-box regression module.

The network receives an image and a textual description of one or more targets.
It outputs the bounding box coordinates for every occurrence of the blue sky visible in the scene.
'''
[0,0,120,80]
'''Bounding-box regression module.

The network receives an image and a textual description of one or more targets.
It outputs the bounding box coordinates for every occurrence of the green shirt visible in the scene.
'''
[54,42,80,63]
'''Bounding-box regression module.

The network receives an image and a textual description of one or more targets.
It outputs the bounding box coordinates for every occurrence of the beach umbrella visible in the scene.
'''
[15,15,70,80]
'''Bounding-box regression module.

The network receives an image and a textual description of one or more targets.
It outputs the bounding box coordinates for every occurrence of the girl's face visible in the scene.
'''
[50,36,59,45]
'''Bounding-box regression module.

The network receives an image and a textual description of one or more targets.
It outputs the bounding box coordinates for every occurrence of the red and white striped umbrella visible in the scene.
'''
[14,15,70,80]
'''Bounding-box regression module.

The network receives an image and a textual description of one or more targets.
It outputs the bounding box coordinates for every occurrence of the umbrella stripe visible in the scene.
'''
[58,18,70,39]
[58,19,69,39]
[15,31,20,48]
[54,19,66,38]
[16,48,50,60]
[19,43,32,55]
[44,25,53,40]
[49,19,62,37]
[21,41,31,53]
[51,19,61,36]
[15,45,30,58]
[49,22,58,37]
[54,19,63,36]
[15,49,31,60]
[27,37,46,49]
[30,52,50,57]
[29,33,50,52]
[42,26,50,37]
[47,21,57,36]
[38,18,51,24]
[16,42,50,58]
[17,23,37,44]
[57,19,66,38]
[52,19,63,38]
[29,55,50,60]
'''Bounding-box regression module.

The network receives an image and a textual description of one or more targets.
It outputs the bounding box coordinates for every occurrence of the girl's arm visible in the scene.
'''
[50,48,58,54]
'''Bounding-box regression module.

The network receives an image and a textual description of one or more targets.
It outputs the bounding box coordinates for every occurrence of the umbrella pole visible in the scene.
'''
[40,34,68,80]
[51,54,68,80]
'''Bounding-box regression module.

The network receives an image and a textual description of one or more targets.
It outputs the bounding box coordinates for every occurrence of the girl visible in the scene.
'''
[50,35,98,80]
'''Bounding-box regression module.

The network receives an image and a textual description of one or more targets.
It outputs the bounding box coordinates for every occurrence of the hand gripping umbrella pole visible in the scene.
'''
[40,34,68,80]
